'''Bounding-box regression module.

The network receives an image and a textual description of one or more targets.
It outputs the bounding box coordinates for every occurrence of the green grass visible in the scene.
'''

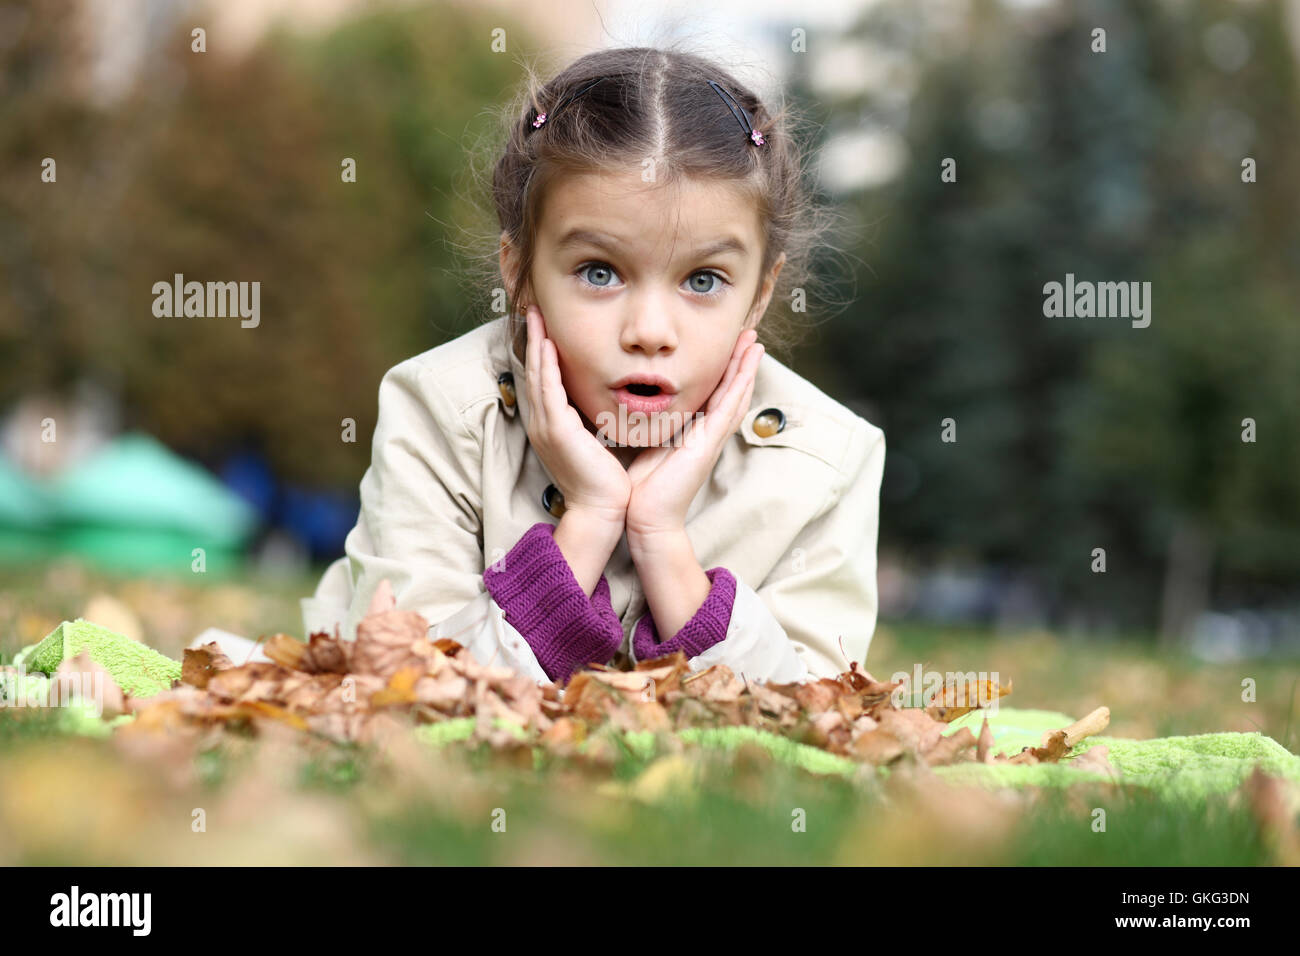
[0,708,1284,864]
[0,707,68,745]
[359,744,1272,865]
[1,558,1295,864]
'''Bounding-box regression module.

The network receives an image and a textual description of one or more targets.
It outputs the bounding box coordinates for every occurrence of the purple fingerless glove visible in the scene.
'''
[632,567,737,664]
[483,521,624,685]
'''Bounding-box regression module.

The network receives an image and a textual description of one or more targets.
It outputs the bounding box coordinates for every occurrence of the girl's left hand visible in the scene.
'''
[624,329,763,544]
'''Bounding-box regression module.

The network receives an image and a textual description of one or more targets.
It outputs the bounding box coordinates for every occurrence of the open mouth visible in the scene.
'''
[612,378,676,414]
[612,375,677,409]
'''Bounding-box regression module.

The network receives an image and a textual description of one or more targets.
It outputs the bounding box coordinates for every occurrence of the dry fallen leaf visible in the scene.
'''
[182,644,232,689]
[120,577,1120,781]
[925,678,1012,723]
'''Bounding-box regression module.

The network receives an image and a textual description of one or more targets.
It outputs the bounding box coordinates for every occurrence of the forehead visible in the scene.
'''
[538,168,761,255]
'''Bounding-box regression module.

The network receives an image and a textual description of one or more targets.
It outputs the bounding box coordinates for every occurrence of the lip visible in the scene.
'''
[610,373,678,394]
[612,386,675,414]
[609,373,678,415]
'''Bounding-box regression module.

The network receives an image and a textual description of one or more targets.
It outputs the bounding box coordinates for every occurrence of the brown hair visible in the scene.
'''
[460,44,848,365]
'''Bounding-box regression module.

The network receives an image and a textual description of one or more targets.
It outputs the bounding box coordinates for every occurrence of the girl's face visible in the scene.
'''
[502,167,785,457]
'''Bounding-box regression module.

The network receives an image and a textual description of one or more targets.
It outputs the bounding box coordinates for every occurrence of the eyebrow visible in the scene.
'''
[554,228,748,260]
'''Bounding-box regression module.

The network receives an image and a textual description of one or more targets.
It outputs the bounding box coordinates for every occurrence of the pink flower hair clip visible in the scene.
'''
[528,76,605,134]
[708,80,766,148]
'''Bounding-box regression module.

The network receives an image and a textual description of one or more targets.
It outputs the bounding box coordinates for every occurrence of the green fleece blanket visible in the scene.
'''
[18,618,181,697]
[12,621,1297,807]
[6,619,180,736]
[931,708,1300,808]
[417,708,1300,808]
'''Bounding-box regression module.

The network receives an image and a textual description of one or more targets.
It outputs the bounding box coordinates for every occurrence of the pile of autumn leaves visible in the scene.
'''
[127,582,1113,773]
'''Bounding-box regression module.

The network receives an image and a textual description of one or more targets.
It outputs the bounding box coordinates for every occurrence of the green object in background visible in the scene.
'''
[0,432,258,572]
[53,526,246,575]
[22,619,181,698]
[0,453,52,528]
[0,527,54,564]
[0,453,55,563]
[49,431,257,572]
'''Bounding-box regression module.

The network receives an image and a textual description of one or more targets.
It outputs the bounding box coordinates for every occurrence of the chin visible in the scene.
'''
[600,424,653,448]
[628,413,691,448]
[583,402,690,449]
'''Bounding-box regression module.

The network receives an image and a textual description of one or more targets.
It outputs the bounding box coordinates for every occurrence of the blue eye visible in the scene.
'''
[577,262,618,288]
[574,261,729,298]
[687,270,727,297]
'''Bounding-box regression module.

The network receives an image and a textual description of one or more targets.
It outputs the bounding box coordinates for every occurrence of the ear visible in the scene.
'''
[499,232,530,311]
[746,251,787,330]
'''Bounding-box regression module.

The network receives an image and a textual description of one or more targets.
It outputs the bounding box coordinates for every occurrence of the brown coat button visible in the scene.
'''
[497,371,516,408]
[752,407,786,438]
[542,483,566,518]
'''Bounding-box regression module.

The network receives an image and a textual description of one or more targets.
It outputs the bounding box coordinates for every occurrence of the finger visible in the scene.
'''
[530,308,556,435]
[721,331,750,388]
[682,399,723,453]
[715,340,762,419]
[717,343,762,435]
[525,306,543,429]
[707,329,758,416]
[705,337,745,417]
[718,330,753,397]
[535,328,555,417]
[673,337,761,462]
[740,341,764,398]
[733,348,761,430]
[540,337,569,424]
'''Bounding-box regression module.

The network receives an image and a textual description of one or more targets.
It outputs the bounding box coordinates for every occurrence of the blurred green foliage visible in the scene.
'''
[806,0,1300,633]
[1,0,1297,636]
[1,0,516,486]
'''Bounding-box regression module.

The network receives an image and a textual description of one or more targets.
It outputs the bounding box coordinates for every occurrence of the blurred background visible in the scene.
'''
[1,0,1298,719]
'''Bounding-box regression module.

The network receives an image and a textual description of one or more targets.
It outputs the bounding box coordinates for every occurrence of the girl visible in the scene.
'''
[302,46,886,688]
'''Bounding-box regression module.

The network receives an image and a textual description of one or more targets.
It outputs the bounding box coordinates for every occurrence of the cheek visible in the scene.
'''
[697,334,739,383]
[550,338,600,393]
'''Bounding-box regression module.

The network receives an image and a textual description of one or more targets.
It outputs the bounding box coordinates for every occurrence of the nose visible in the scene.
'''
[619,291,678,356]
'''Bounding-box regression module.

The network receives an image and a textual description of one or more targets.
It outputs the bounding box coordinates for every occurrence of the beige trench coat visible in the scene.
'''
[302,316,886,686]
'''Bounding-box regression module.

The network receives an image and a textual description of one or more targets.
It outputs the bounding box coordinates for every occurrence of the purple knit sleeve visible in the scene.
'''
[632,567,737,664]
[482,521,624,685]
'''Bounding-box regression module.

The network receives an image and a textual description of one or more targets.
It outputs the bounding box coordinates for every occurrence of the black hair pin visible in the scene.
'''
[530,76,606,131]
[708,80,765,146]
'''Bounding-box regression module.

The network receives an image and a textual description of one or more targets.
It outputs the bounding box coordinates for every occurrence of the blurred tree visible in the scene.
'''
[6,3,523,490]
[5,0,1297,637]
[821,0,1300,636]
[0,0,103,397]
[104,5,522,487]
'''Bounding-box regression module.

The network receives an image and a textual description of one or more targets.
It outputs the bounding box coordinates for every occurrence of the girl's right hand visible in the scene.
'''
[523,304,632,529]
